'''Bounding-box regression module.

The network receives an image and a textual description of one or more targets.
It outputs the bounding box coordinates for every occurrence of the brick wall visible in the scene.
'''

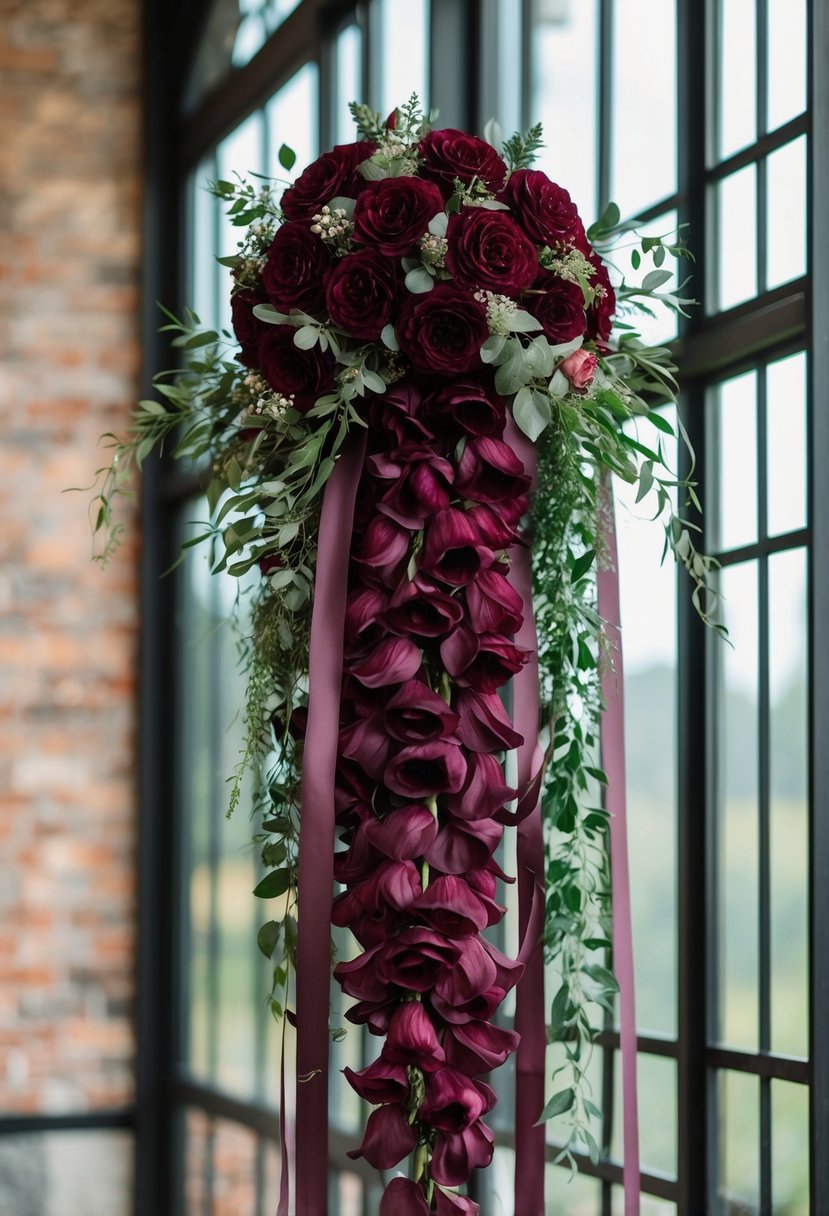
[0,0,141,1116]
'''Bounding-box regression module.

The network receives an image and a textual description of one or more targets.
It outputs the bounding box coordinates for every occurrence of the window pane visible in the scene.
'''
[545,1161,603,1214]
[611,211,680,347]
[716,1071,760,1213]
[716,0,757,160]
[610,1052,677,1177]
[611,0,677,217]
[766,136,807,290]
[212,1119,259,1215]
[709,370,758,553]
[266,62,319,180]
[772,1081,810,1213]
[616,409,677,1037]
[530,0,599,222]
[379,0,429,116]
[769,548,808,1058]
[233,0,302,67]
[767,0,807,130]
[715,165,758,311]
[182,1108,210,1215]
[188,158,219,328]
[0,1130,133,1216]
[766,352,807,537]
[217,112,265,335]
[335,25,363,144]
[715,561,760,1052]
[613,1191,677,1215]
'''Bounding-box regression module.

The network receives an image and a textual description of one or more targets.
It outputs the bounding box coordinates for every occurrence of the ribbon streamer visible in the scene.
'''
[505,421,547,1216]
[598,486,641,1215]
[292,434,367,1216]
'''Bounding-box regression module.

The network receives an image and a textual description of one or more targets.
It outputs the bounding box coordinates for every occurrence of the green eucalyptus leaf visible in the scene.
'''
[257,920,282,958]
[538,1088,575,1122]
[253,869,291,899]
[278,143,297,170]
[404,266,435,293]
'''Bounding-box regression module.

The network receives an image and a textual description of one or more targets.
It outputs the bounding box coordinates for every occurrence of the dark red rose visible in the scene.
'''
[257,323,334,410]
[397,284,489,376]
[445,208,538,295]
[585,252,616,341]
[347,1101,418,1170]
[529,273,587,343]
[230,289,266,367]
[325,248,399,339]
[455,436,531,503]
[425,378,507,437]
[261,222,331,315]
[500,168,582,247]
[353,176,445,256]
[419,129,508,196]
[280,141,373,223]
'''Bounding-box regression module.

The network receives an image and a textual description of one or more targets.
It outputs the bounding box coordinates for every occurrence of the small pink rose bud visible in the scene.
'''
[559,348,598,390]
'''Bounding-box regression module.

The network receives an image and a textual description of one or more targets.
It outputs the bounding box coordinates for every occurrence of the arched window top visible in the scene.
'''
[182,0,302,113]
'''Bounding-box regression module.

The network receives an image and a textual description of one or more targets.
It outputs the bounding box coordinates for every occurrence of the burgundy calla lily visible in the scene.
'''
[446,752,517,821]
[380,1178,431,1216]
[453,687,523,753]
[343,1057,411,1104]
[455,436,531,503]
[383,577,466,638]
[420,508,494,586]
[431,1120,495,1186]
[377,926,462,992]
[424,816,503,875]
[364,804,439,861]
[349,636,422,688]
[464,568,524,635]
[345,585,390,645]
[435,1188,481,1215]
[383,999,446,1072]
[347,1101,419,1170]
[385,739,467,798]
[411,874,490,938]
[442,1020,521,1076]
[420,1068,492,1132]
[386,679,460,742]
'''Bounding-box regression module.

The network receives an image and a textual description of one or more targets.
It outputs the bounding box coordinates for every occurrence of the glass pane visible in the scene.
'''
[0,1130,133,1216]
[616,408,678,1036]
[772,1080,810,1213]
[212,1118,259,1215]
[267,61,319,180]
[613,1190,677,1215]
[715,165,758,311]
[334,1172,365,1216]
[716,1072,760,1214]
[769,548,809,1058]
[766,136,807,290]
[380,0,429,116]
[611,0,677,217]
[716,0,757,160]
[217,112,265,335]
[335,25,363,144]
[188,159,219,328]
[183,1108,210,1214]
[709,370,758,552]
[715,561,760,1051]
[612,211,680,347]
[233,0,302,67]
[767,0,807,130]
[530,0,599,223]
[546,1161,602,1215]
[610,1051,676,1177]
[766,352,807,537]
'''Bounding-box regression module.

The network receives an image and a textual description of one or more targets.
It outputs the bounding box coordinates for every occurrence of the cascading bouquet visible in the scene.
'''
[90,96,716,1213]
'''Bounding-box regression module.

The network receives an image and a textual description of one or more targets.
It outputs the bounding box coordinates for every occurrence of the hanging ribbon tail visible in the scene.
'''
[597,482,641,1216]
[504,420,546,1216]
[276,1013,290,1216]
[291,433,367,1216]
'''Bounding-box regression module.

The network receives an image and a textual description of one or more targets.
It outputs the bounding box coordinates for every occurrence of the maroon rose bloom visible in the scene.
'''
[455,436,531,503]
[500,168,582,247]
[385,739,467,799]
[397,284,489,376]
[445,208,538,295]
[353,176,445,256]
[431,1120,495,1186]
[529,273,587,344]
[420,508,494,587]
[585,251,616,341]
[377,926,461,992]
[380,1179,430,1216]
[347,1101,418,1170]
[385,679,460,742]
[342,1056,410,1104]
[280,141,372,223]
[419,128,508,196]
[425,378,507,438]
[257,323,335,411]
[325,248,399,339]
[262,222,331,315]
[382,1000,446,1072]
[230,288,266,367]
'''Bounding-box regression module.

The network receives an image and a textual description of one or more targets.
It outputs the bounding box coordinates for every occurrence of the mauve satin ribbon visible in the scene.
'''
[505,421,546,1216]
[597,483,641,1215]
[292,434,367,1216]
